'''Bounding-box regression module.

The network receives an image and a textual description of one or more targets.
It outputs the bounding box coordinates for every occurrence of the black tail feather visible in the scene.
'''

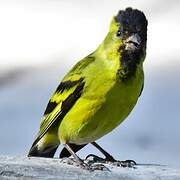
[28,144,58,158]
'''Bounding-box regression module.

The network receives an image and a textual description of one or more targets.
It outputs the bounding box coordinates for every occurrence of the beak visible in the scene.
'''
[124,33,141,51]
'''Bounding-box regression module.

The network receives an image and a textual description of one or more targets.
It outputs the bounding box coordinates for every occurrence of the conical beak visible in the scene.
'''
[124,33,141,51]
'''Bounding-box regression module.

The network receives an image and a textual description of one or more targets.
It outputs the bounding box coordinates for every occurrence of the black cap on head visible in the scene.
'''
[115,8,148,42]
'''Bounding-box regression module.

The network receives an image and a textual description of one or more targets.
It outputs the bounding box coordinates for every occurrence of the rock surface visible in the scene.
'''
[0,156,180,180]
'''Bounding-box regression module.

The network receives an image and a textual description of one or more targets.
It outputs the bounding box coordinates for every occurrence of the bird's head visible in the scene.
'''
[102,7,147,59]
[114,7,147,53]
[101,8,148,79]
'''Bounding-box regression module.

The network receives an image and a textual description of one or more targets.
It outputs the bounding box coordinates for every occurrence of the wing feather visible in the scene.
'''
[30,56,95,149]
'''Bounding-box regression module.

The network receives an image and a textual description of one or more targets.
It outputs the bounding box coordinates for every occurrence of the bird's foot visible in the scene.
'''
[88,163,110,171]
[86,154,136,168]
[61,157,90,170]
[107,159,136,168]
[61,157,109,171]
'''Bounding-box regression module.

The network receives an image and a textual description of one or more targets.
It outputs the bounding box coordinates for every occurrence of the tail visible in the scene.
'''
[28,144,58,158]
[28,133,59,158]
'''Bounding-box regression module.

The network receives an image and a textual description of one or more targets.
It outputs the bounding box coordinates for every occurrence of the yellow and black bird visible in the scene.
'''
[28,8,148,169]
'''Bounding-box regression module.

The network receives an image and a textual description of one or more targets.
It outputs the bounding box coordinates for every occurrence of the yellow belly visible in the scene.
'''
[58,67,143,144]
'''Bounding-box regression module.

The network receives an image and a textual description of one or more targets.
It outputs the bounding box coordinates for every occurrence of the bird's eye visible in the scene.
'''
[116,30,122,37]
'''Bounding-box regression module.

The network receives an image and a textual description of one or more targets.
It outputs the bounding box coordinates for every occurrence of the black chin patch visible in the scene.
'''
[118,49,142,81]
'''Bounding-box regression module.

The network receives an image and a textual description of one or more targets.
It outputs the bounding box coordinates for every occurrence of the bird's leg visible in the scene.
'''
[92,142,116,161]
[63,144,89,169]
[86,142,136,167]
[63,144,108,171]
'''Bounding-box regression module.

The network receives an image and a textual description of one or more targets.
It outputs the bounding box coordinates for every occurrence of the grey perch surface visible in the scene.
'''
[0,156,180,180]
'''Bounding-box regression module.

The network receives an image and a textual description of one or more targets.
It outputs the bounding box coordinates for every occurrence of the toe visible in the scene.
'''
[90,163,110,171]
[85,154,106,163]
[106,159,136,168]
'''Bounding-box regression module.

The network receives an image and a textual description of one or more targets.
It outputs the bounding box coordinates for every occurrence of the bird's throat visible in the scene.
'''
[118,46,145,81]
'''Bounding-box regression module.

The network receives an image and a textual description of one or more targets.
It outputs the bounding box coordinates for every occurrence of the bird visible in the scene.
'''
[28,7,148,170]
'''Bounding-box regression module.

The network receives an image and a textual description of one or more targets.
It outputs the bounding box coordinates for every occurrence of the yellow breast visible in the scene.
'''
[58,64,143,145]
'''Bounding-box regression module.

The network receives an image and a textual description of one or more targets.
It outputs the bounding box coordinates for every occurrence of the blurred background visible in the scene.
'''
[0,0,180,168]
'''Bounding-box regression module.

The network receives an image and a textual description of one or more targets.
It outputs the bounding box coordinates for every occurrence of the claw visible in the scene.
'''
[61,157,90,170]
[81,161,110,171]
[85,154,136,168]
[124,159,137,165]
[61,157,109,171]
[89,163,110,171]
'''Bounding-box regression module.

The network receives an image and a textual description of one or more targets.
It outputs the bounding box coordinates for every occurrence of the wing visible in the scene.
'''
[30,56,95,149]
